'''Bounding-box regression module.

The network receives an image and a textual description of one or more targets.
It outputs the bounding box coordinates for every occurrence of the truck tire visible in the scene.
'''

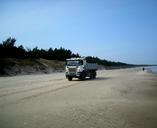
[78,76,85,80]
[90,71,96,79]
[93,71,96,79]
[68,77,72,81]
[78,73,86,80]
[89,74,93,79]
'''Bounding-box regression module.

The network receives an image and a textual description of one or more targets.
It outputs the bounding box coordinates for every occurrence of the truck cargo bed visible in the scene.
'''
[85,63,98,70]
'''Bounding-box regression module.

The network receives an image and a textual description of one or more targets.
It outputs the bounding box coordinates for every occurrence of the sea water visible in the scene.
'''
[151,66,157,73]
[146,66,157,74]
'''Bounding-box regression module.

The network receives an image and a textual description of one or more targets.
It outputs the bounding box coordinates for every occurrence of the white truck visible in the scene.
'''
[65,58,98,81]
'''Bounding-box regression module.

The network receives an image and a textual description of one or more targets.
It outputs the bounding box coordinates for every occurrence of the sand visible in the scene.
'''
[0,68,157,128]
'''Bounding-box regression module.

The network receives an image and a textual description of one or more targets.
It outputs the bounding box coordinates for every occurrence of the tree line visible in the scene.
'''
[0,37,80,61]
[0,37,131,66]
[86,56,130,67]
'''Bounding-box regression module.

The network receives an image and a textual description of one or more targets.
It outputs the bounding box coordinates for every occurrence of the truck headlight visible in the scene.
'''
[77,68,80,72]
[66,67,69,72]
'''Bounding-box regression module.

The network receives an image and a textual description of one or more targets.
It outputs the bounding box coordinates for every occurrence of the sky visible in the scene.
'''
[0,0,157,64]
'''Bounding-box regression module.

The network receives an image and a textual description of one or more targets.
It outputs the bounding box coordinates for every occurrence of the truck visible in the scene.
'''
[65,58,98,81]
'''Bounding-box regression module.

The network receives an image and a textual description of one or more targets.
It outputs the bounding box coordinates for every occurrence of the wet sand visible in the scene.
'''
[0,68,157,128]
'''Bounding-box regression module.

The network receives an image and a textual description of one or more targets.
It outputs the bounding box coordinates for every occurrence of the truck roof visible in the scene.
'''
[66,57,85,61]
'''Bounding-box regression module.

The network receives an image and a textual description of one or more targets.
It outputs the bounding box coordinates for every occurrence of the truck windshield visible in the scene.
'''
[66,60,83,66]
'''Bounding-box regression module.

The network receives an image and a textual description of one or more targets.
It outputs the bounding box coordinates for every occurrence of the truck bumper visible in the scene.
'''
[66,72,82,78]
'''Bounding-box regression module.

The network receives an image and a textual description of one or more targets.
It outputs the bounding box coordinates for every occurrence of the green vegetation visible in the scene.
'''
[0,37,80,61]
[0,37,131,67]
[86,56,132,67]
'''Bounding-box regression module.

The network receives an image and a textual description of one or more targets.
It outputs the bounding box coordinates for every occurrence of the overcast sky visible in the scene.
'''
[0,0,157,64]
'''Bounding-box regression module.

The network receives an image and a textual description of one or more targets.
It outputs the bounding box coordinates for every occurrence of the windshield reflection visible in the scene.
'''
[66,60,83,66]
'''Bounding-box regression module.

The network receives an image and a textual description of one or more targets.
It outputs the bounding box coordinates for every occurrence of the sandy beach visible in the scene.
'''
[0,68,157,128]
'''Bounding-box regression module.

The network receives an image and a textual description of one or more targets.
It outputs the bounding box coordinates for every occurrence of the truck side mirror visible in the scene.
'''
[79,60,83,65]
[65,61,67,66]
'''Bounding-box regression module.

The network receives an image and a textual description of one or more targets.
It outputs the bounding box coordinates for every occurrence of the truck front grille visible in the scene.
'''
[68,68,76,73]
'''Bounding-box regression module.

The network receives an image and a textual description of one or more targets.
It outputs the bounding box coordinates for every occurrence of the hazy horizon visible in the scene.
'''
[0,0,157,64]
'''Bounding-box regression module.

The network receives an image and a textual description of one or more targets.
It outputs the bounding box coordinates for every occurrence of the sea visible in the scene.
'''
[145,66,157,74]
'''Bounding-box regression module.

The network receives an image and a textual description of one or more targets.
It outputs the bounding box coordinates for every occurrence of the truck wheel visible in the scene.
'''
[68,77,72,81]
[93,72,96,79]
[79,76,85,80]
[79,75,85,80]
[89,74,94,79]
[90,71,96,79]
